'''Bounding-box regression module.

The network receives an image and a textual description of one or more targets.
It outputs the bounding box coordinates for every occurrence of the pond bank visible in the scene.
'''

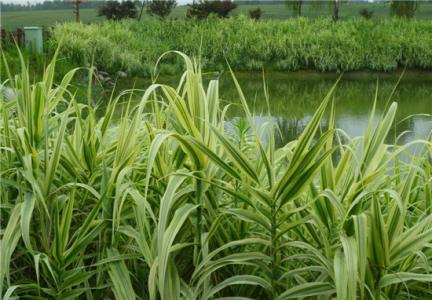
[52,18,432,75]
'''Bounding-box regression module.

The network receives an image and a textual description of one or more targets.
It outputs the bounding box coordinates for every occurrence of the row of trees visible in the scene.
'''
[97,1,241,21]
[2,1,421,21]
[287,0,419,21]
[97,0,420,22]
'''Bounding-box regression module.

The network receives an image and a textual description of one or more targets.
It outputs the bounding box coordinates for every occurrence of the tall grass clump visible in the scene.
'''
[1,49,432,299]
[51,16,432,75]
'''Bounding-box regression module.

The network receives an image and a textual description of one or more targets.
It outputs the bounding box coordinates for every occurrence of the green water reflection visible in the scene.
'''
[117,71,432,147]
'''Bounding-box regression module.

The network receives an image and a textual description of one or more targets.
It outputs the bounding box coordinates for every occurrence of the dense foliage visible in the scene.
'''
[98,0,138,21]
[146,0,177,19]
[286,0,303,17]
[52,17,432,75]
[359,8,374,19]
[186,0,238,19]
[1,50,432,299]
[390,0,418,18]
[248,7,262,20]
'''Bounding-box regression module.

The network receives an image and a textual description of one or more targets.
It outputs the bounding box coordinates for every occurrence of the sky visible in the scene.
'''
[2,0,192,4]
[1,0,380,5]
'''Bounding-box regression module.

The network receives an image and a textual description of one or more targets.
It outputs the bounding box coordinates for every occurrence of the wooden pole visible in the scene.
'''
[333,0,339,22]
[75,0,82,22]
[138,0,145,21]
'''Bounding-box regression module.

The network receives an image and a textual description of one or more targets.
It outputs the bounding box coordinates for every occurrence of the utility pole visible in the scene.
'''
[333,0,340,22]
[138,0,147,21]
[74,0,82,22]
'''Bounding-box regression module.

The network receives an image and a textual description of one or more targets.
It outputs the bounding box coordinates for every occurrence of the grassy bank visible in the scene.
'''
[52,17,432,75]
[1,50,432,298]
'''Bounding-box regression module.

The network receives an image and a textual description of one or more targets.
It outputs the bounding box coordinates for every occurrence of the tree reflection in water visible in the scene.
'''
[220,72,432,147]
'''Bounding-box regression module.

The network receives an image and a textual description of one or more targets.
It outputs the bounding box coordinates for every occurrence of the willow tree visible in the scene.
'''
[286,0,303,17]
[301,0,345,21]
[390,0,418,18]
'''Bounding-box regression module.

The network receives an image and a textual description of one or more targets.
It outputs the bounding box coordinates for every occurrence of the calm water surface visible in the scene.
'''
[117,71,432,147]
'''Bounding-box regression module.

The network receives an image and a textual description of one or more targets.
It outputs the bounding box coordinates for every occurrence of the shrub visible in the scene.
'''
[359,8,373,19]
[146,0,177,19]
[249,7,262,20]
[187,0,238,19]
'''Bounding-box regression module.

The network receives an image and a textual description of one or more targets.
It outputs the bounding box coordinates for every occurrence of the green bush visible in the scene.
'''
[51,17,432,75]
[146,0,177,19]
[98,0,138,20]
[248,7,262,20]
[186,0,238,19]
[359,8,374,19]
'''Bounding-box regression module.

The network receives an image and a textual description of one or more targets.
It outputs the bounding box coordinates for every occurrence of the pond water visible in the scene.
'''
[116,71,432,147]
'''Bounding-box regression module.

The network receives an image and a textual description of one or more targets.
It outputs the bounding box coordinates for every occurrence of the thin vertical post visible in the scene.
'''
[74,0,82,23]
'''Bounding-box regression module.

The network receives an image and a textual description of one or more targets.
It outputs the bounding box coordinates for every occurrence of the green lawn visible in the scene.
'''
[1,9,103,30]
[2,2,432,30]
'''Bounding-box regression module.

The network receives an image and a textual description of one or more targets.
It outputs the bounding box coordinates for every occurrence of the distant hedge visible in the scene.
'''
[51,16,432,75]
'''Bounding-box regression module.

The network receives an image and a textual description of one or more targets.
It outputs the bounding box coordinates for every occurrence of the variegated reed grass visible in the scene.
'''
[52,17,432,75]
[1,48,432,300]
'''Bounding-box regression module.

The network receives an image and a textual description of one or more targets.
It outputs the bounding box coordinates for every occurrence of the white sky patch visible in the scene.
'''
[2,0,192,4]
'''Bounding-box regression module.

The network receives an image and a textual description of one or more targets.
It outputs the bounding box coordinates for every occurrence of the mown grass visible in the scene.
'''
[0,8,104,31]
[51,17,432,75]
[1,50,432,299]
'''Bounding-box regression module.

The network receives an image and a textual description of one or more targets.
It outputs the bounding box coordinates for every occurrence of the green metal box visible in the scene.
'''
[24,27,43,54]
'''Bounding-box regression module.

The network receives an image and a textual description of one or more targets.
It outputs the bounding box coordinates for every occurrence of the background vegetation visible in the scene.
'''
[51,17,432,75]
[3,1,432,30]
